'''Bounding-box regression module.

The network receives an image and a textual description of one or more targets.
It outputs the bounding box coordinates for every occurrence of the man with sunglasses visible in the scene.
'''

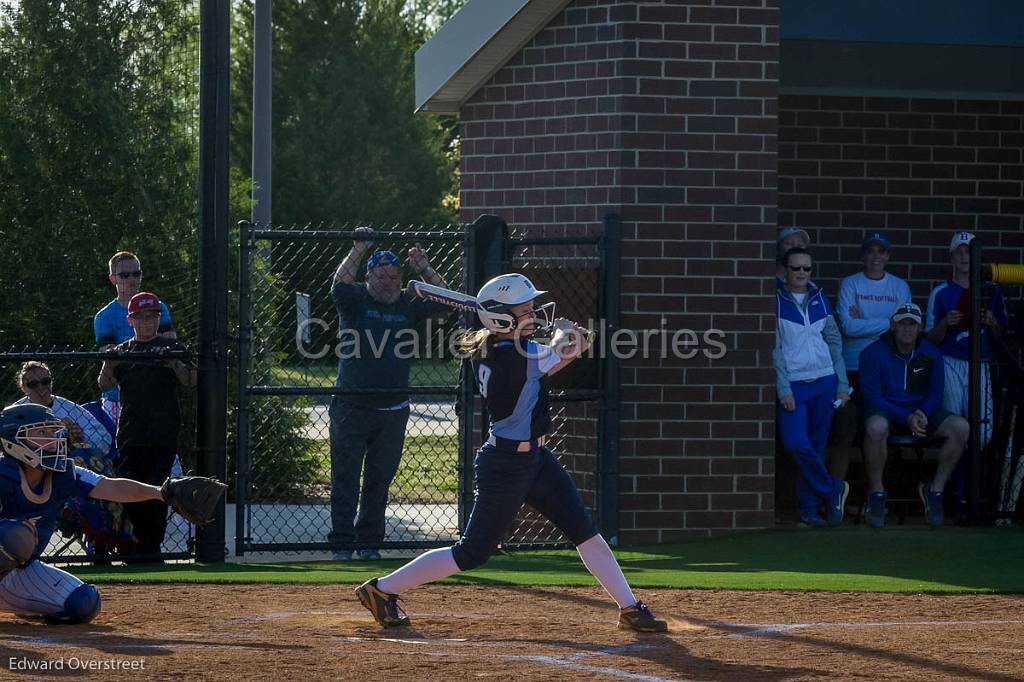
[93,252,175,424]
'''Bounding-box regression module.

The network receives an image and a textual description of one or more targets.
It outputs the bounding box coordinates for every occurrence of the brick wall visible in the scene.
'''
[460,0,780,542]
[778,95,1024,304]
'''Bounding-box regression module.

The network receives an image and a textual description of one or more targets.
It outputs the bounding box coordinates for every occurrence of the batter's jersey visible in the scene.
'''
[473,338,560,442]
[0,458,103,557]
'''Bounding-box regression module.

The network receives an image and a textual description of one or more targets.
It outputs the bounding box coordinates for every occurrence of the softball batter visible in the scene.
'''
[356,274,667,632]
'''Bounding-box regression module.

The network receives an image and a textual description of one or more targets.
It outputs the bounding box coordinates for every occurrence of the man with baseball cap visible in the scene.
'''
[776,226,810,284]
[925,232,1007,511]
[327,228,450,560]
[859,302,968,528]
[830,231,911,480]
[98,292,196,557]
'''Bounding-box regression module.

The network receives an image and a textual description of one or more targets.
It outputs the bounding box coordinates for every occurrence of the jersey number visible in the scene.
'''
[477,365,491,398]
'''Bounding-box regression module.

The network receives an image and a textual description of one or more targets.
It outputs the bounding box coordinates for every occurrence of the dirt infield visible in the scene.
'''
[1,584,1022,681]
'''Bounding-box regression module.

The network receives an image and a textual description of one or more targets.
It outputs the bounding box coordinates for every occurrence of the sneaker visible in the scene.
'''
[797,515,828,528]
[826,481,850,526]
[919,482,944,528]
[618,601,668,633]
[866,491,887,529]
[355,578,411,627]
[332,550,353,561]
[355,549,381,561]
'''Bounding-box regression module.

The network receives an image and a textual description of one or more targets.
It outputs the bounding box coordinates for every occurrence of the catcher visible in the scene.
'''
[356,274,668,632]
[0,403,225,623]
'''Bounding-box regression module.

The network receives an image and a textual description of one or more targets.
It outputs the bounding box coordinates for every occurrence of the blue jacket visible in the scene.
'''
[774,282,848,398]
[859,331,944,424]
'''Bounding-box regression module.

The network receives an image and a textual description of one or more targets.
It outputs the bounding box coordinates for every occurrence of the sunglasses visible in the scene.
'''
[24,377,52,390]
[116,271,142,280]
[788,265,812,272]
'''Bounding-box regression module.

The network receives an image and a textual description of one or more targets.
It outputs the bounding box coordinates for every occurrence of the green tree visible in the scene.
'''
[0,0,200,349]
[231,0,458,228]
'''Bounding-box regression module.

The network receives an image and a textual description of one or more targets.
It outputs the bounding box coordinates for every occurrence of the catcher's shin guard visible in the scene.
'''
[618,600,668,633]
[355,578,410,627]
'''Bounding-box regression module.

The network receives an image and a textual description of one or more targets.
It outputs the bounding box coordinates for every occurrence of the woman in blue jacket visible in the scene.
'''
[775,248,851,526]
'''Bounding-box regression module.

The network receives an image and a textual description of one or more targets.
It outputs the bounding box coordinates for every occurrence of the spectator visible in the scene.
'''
[97,292,195,558]
[925,231,1007,450]
[776,226,810,285]
[829,232,911,479]
[775,247,851,527]
[328,228,449,561]
[94,251,175,425]
[14,362,112,458]
[859,303,969,528]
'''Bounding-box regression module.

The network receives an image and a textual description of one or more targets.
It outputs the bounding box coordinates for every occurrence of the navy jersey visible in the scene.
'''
[0,458,103,557]
[473,338,561,441]
[332,282,447,409]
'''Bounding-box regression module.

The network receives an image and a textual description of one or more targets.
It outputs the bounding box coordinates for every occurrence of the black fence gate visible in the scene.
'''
[235,215,619,556]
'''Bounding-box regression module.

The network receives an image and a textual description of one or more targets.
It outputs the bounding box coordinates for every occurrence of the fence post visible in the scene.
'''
[968,236,982,521]
[196,0,230,563]
[235,221,253,556]
[598,214,621,544]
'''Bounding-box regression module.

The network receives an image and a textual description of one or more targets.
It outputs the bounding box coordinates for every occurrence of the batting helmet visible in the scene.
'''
[0,404,69,472]
[475,273,555,334]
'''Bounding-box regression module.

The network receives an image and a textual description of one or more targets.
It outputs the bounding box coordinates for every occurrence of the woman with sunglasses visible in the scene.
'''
[14,362,112,458]
[775,247,851,527]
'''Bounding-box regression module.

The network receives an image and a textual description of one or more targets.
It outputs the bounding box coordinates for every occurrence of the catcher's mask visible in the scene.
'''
[476,273,556,336]
[0,404,69,472]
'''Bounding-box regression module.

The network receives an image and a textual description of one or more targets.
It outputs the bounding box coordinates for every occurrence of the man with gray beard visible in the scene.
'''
[328,227,448,560]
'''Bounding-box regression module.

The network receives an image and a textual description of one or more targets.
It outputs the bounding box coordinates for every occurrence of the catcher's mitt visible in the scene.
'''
[161,476,227,526]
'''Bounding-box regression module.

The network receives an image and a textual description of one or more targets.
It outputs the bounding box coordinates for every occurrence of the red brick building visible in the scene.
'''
[415,0,1023,541]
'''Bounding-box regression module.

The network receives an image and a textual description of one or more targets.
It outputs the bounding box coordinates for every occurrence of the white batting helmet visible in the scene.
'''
[475,274,554,334]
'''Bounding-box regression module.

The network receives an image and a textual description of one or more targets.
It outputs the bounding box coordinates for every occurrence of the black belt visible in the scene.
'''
[487,434,547,452]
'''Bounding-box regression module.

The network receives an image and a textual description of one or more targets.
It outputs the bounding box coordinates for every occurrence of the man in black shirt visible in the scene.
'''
[328,227,448,560]
[98,292,196,557]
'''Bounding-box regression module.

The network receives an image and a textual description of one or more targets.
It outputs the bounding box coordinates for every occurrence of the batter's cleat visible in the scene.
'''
[618,601,668,633]
[332,550,353,561]
[355,578,410,627]
[355,549,381,561]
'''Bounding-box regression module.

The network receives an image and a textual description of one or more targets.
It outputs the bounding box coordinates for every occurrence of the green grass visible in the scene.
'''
[304,433,458,504]
[268,360,459,388]
[69,527,1024,594]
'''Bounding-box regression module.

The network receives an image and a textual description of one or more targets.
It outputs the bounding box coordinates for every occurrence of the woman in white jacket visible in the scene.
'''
[14,362,113,457]
[775,248,851,526]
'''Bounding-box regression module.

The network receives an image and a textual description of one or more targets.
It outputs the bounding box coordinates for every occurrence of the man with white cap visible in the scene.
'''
[925,231,1007,450]
[830,231,911,479]
[859,303,968,528]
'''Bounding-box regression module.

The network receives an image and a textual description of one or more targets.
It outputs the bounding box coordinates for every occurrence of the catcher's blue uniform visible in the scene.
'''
[451,337,598,571]
[0,458,103,620]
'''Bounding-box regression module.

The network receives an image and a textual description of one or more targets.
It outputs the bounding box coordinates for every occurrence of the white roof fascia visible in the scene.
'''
[415,0,573,115]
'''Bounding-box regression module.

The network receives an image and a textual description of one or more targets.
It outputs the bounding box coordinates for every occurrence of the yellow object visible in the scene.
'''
[988,263,1024,285]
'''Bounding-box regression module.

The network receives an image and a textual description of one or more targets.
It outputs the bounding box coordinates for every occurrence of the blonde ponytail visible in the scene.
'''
[458,329,492,357]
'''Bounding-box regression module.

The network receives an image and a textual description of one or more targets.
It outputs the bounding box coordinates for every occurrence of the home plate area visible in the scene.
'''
[0,585,1020,680]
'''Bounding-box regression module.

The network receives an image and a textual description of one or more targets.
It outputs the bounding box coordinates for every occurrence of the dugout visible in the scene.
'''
[414,0,1024,540]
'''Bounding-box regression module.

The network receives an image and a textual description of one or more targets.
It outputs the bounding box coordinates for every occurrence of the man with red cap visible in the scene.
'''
[98,292,196,559]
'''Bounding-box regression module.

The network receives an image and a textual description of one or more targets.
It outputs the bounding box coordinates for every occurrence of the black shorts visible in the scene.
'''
[863,407,955,440]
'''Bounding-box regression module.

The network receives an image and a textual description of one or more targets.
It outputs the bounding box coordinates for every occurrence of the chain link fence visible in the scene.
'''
[237,216,619,555]
[236,223,467,555]
[0,0,201,562]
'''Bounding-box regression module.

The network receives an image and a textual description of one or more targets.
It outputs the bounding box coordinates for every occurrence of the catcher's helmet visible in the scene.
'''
[475,273,555,334]
[0,404,69,472]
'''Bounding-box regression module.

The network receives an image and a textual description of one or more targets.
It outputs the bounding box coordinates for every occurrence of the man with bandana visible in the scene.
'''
[327,227,449,560]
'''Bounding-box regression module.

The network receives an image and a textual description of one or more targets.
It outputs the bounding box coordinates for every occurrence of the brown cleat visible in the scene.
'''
[618,600,669,633]
[355,578,411,627]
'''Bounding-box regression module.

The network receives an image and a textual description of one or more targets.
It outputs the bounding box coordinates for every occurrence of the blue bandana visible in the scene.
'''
[366,250,401,273]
